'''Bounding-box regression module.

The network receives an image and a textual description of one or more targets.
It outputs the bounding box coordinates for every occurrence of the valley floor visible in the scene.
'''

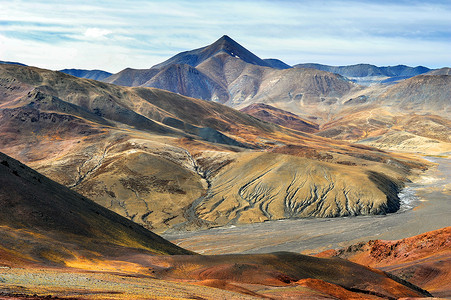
[163,157,451,255]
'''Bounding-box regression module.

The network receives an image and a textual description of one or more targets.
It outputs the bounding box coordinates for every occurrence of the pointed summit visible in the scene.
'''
[151,35,271,69]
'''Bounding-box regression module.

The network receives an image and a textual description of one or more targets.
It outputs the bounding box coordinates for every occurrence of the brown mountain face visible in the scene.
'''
[103,36,450,151]
[318,227,451,298]
[104,36,360,121]
[240,103,319,133]
[0,63,428,233]
[317,74,451,154]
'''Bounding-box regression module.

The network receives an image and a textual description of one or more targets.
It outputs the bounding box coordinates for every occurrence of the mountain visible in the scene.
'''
[314,73,451,154]
[294,63,431,85]
[240,103,319,133]
[318,227,451,298]
[0,63,426,232]
[152,35,272,69]
[104,36,360,120]
[59,68,113,80]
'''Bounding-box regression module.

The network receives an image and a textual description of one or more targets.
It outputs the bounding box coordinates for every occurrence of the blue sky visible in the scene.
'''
[1,0,450,72]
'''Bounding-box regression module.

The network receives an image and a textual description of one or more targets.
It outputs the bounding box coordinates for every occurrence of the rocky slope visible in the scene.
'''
[318,227,451,298]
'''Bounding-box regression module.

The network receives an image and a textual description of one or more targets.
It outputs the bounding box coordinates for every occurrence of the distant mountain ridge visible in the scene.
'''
[59,68,113,80]
[294,63,430,85]
[0,60,27,66]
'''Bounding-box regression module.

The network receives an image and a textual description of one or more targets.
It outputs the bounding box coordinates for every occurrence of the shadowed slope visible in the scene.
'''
[0,151,192,267]
[140,63,229,102]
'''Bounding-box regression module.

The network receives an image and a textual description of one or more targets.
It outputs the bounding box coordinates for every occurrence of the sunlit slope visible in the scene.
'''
[196,152,406,226]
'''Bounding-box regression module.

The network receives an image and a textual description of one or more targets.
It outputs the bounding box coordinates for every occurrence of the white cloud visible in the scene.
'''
[84,28,112,39]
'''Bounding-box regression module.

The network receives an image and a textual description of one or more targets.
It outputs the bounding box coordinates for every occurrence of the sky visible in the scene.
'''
[1,0,450,73]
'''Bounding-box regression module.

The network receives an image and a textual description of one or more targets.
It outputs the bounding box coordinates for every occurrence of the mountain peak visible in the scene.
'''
[218,34,232,41]
[152,35,271,69]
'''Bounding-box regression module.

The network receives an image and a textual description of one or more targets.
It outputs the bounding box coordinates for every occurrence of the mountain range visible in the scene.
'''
[294,63,431,85]
[101,36,449,126]
[103,35,360,120]
[0,63,429,233]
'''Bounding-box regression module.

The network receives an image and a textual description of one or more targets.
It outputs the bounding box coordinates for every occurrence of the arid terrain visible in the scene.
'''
[0,63,432,233]
[1,33,450,299]
[0,151,435,299]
